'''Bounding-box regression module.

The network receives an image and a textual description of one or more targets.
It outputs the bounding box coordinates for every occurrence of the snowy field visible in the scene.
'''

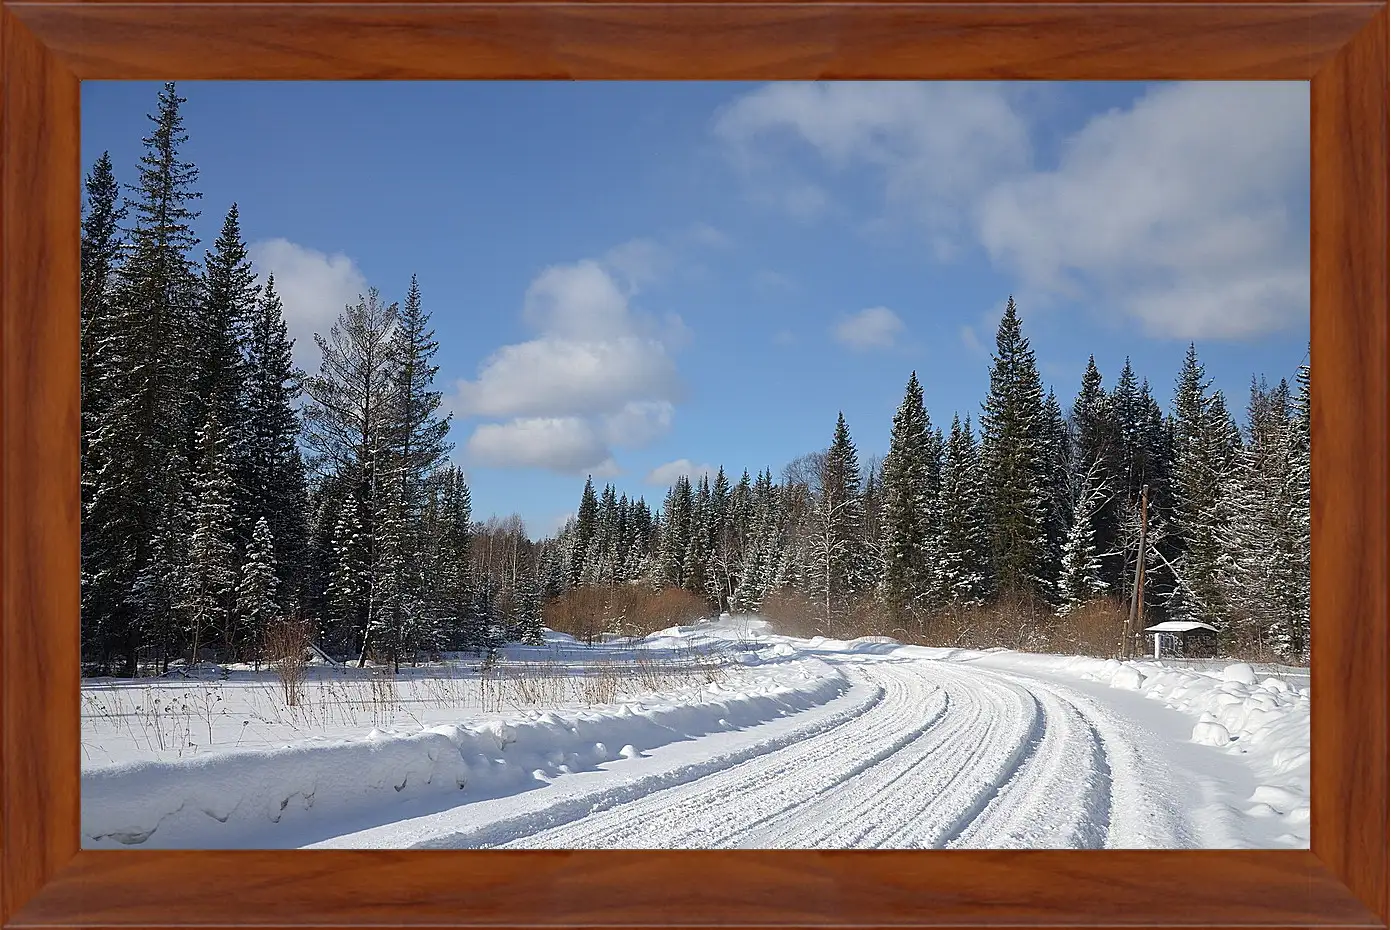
[81,616,1310,850]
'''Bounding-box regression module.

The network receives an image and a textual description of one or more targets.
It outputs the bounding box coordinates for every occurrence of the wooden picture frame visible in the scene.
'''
[2,2,1386,927]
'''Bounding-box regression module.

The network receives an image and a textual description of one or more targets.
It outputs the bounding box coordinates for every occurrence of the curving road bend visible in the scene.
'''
[365,653,1219,851]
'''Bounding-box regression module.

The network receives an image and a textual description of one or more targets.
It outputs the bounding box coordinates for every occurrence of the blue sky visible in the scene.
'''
[82,81,1310,536]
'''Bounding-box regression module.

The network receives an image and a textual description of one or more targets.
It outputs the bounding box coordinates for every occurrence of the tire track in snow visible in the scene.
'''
[500,662,953,849]
[986,670,1193,849]
[413,653,1193,851]
[732,662,1040,849]
[940,679,1111,849]
[409,671,889,849]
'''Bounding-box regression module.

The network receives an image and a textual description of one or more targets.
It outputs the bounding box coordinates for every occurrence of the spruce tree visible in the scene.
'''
[240,275,309,606]
[80,152,127,474]
[514,573,545,645]
[80,153,129,667]
[1167,344,1239,629]
[659,478,693,588]
[195,203,259,454]
[185,413,238,663]
[878,372,937,619]
[431,466,473,648]
[237,517,280,659]
[370,473,423,671]
[1040,389,1071,601]
[1058,458,1112,613]
[386,273,453,614]
[683,477,713,601]
[979,297,1050,602]
[326,500,368,653]
[1069,357,1123,592]
[597,483,620,584]
[1228,378,1306,659]
[121,80,204,462]
[571,477,599,585]
[1290,361,1311,658]
[860,462,884,598]
[706,467,736,611]
[84,83,203,672]
[808,413,866,630]
[937,416,989,605]
[130,511,191,673]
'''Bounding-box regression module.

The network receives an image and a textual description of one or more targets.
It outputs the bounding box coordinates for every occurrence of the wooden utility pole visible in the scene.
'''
[1123,484,1150,660]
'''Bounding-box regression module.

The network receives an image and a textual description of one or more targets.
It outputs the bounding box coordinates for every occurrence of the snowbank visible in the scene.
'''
[82,655,847,847]
[1055,655,1311,841]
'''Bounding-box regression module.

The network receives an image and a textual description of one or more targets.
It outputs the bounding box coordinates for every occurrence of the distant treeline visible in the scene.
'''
[551,304,1310,661]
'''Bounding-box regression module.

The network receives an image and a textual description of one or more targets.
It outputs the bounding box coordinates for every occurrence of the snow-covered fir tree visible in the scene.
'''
[1166,344,1240,632]
[937,416,989,605]
[878,372,938,620]
[185,413,239,662]
[1069,357,1123,591]
[1040,389,1071,602]
[1058,458,1113,613]
[978,297,1051,603]
[806,414,866,630]
[83,83,203,673]
[194,203,259,467]
[80,152,127,482]
[326,500,368,655]
[571,477,599,585]
[239,274,309,606]
[236,517,280,656]
[1226,377,1307,659]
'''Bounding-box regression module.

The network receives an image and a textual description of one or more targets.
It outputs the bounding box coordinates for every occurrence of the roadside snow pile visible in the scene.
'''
[1191,715,1233,747]
[1057,655,1310,840]
[82,655,847,848]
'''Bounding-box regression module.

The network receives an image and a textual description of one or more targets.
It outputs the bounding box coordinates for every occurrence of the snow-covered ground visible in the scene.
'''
[81,616,1310,850]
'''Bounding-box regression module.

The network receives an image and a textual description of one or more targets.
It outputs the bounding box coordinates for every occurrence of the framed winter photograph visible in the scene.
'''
[1,1,1386,929]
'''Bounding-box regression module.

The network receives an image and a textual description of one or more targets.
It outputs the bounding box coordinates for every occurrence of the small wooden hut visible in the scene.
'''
[1143,620,1219,659]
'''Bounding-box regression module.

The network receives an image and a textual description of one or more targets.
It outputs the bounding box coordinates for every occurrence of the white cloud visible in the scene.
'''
[249,238,367,372]
[466,418,619,477]
[715,82,1030,237]
[602,401,675,447]
[453,337,679,419]
[456,255,687,475]
[716,81,1308,341]
[520,259,635,340]
[834,307,906,351]
[645,459,715,486]
[977,82,1308,340]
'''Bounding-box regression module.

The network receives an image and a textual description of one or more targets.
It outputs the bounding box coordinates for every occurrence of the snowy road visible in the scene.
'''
[84,619,1310,849]
[316,650,1264,850]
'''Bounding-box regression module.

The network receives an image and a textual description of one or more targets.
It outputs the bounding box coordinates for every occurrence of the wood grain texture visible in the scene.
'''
[8,849,1385,927]
[3,2,1379,80]
[0,4,81,926]
[1309,5,1390,925]
[0,1,1386,928]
